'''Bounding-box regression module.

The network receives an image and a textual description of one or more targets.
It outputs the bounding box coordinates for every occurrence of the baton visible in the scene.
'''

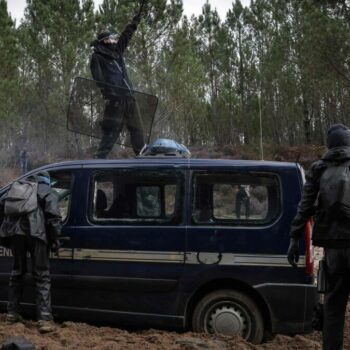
[137,0,147,17]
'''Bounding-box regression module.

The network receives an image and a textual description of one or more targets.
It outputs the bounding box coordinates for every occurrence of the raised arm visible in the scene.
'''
[115,15,141,55]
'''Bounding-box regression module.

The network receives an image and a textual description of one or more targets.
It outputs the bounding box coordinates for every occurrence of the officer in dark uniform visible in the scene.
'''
[0,171,62,333]
[288,124,350,350]
[19,148,28,175]
[235,185,250,219]
[90,13,145,158]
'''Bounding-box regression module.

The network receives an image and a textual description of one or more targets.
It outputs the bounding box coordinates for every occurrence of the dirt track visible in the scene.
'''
[0,306,349,350]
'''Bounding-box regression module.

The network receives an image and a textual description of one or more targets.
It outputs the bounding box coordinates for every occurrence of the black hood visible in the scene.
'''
[321,146,350,162]
[327,123,350,149]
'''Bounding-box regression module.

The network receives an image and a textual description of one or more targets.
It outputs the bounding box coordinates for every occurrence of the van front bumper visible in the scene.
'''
[254,283,318,334]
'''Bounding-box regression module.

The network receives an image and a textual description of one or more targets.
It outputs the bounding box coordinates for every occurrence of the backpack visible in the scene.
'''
[319,160,350,218]
[4,180,38,217]
[1,336,35,350]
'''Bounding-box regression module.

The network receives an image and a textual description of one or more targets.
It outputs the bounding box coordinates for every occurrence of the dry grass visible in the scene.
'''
[190,144,325,169]
[0,168,19,188]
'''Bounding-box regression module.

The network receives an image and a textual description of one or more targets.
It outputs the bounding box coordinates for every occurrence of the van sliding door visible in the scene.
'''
[70,167,186,326]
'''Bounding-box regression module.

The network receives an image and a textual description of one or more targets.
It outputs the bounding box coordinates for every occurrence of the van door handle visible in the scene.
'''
[210,230,219,243]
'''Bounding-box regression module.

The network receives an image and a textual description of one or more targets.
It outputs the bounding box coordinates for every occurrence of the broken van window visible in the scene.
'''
[192,172,281,226]
[91,170,184,225]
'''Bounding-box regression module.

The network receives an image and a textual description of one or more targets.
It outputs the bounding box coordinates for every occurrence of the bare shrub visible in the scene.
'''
[0,168,19,188]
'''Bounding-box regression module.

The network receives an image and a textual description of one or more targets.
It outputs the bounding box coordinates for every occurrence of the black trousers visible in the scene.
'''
[323,247,350,350]
[95,97,145,158]
[8,235,52,321]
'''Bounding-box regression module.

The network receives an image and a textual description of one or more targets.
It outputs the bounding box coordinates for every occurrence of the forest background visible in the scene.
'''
[1,0,349,172]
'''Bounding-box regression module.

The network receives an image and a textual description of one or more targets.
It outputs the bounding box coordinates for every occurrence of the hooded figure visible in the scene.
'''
[287,124,350,350]
[0,171,62,333]
[90,14,145,158]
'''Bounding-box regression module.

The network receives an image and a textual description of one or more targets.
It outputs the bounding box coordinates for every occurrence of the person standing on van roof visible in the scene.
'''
[0,171,62,333]
[288,124,350,350]
[90,5,146,158]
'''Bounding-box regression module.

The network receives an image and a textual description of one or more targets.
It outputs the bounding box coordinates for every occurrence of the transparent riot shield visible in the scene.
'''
[67,77,158,147]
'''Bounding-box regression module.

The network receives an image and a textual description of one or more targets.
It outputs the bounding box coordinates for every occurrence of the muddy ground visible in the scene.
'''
[0,305,349,350]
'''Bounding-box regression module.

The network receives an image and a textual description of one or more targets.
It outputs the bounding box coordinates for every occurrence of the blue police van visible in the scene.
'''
[0,156,317,344]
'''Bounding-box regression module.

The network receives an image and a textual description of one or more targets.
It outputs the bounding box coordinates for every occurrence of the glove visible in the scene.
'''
[50,240,62,253]
[133,14,141,25]
[134,0,147,24]
[287,238,300,268]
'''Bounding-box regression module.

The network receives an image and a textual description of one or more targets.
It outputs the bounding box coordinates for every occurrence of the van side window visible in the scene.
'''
[192,172,280,225]
[91,170,184,225]
[49,172,73,222]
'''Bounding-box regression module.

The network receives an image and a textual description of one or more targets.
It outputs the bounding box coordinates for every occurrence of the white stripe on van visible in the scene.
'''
[64,249,305,267]
[185,252,305,266]
[73,249,184,263]
[0,247,306,267]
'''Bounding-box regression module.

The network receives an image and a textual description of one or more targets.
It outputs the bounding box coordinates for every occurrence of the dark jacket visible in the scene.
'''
[290,146,350,247]
[90,19,139,90]
[0,179,62,247]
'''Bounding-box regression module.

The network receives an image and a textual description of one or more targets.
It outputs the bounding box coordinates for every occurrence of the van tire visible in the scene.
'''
[192,289,264,344]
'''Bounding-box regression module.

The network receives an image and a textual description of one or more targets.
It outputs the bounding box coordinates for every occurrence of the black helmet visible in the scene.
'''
[36,171,51,185]
[97,31,116,42]
[91,31,119,47]
[327,124,350,149]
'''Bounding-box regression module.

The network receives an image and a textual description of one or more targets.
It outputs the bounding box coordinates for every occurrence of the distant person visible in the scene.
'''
[0,171,62,333]
[90,10,145,158]
[235,185,250,219]
[19,148,28,175]
[287,124,350,350]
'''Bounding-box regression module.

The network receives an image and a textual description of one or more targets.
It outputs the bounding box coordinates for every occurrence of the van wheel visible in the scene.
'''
[192,289,264,344]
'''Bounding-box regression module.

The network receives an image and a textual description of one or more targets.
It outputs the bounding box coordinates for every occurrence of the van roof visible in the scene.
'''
[34,158,300,171]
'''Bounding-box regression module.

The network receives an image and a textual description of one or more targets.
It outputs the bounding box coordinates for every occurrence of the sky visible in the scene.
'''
[7,0,251,24]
